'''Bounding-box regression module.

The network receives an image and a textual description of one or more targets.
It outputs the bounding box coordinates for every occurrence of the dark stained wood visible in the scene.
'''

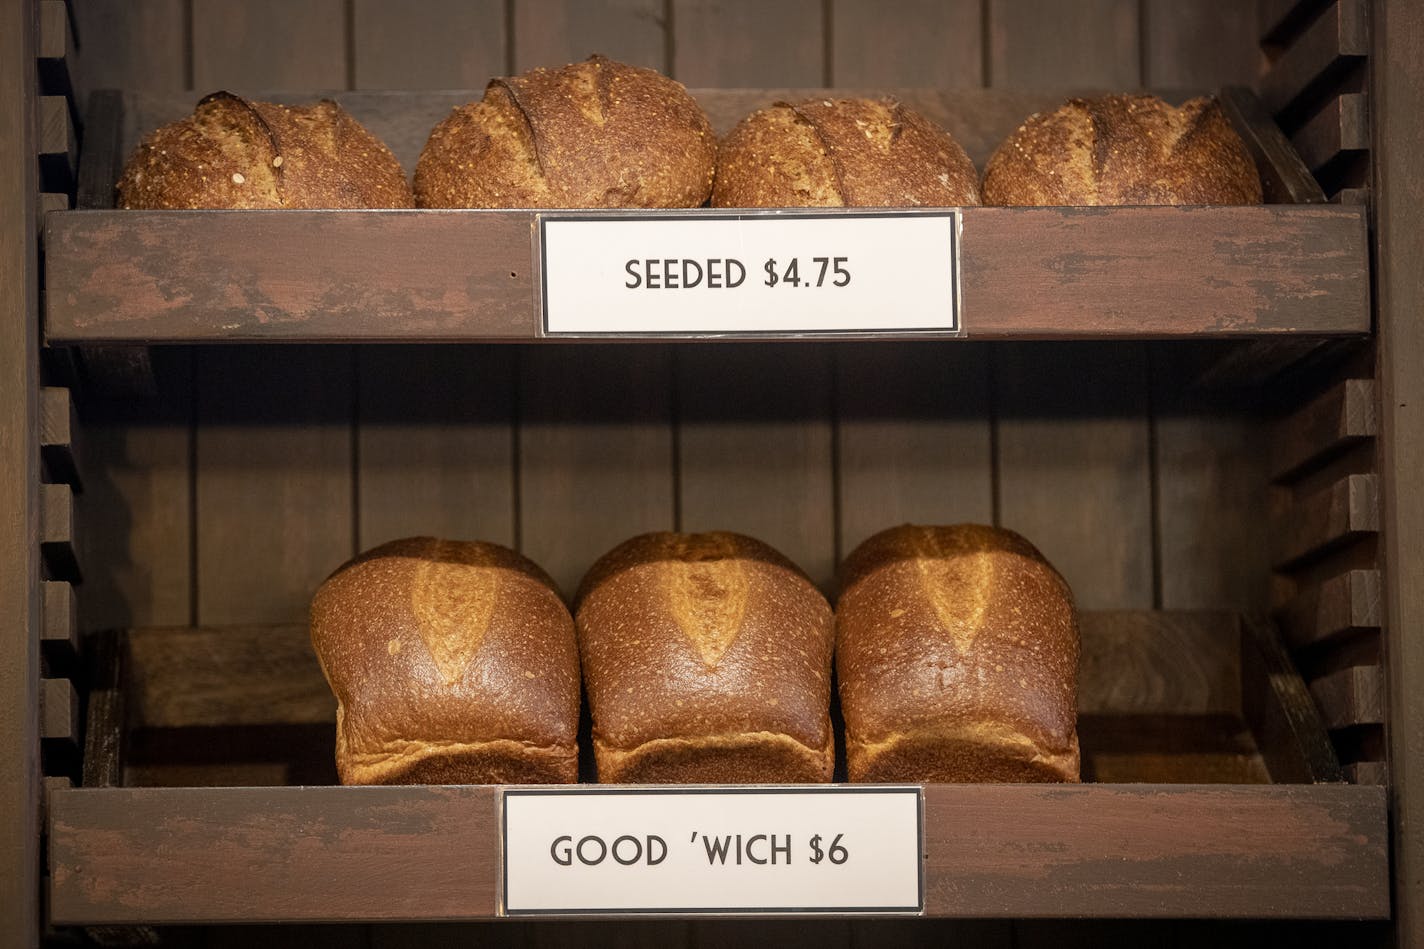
[830,0,981,88]
[1241,616,1343,783]
[920,783,1384,918]
[1271,377,1377,481]
[1078,611,1240,716]
[987,0,1139,89]
[1260,0,1369,128]
[672,0,823,86]
[49,785,502,924]
[37,0,73,102]
[995,343,1153,611]
[191,0,348,90]
[356,346,517,552]
[352,0,505,90]
[75,88,122,210]
[1190,338,1336,389]
[1143,0,1261,89]
[1277,567,1381,649]
[41,580,77,675]
[1260,0,1335,48]
[835,343,992,560]
[194,347,354,626]
[513,0,666,73]
[81,629,127,789]
[1271,472,1379,568]
[678,344,836,591]
[128,625,331,729]
[41,676,77,743]
[1347,760,1388,786]
[1218,86,1329,204]
[46,783,1386,924]
[519,346,674,599]
[44,204,1372,342]
[40,385,82,488]
[1310,663,1384,730]
[1376,3,1424,937]
[1293,92,1369,173]
[72,0,187,103]
[690,919,851,949]
[41,481,80,581]
[39,94,76,194]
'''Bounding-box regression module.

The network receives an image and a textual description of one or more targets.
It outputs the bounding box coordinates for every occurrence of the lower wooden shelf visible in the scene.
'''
[47,782,1387,924]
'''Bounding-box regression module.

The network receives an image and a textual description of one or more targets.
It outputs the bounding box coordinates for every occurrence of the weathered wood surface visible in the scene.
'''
[1271,472,1379,568]
[1293,92,1369,174]
[1271,377,1377,481]
[46,783,1388,924]
[1261,0,1369,128]
[1277,567,1381,649]
[1310,663,1384,730]
[1218,86,1329,204]
[44,205,1370,342]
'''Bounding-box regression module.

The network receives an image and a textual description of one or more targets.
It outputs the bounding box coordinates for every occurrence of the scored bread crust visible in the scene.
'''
[836,524,1080,783]
[117,92,413,209]
[712,97,982,208]
[575,531,835,784]
[981,93,1263,206]
[414,54,716,208]
[310,536,580,785]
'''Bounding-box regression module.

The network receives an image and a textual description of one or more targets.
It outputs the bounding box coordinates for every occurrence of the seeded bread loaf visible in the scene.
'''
[982,94,1263,205]
[310,537,580,785]
[415,55,716,208]
[575,531,835,783]
[117,91,413,209]
[836,524,1080,783]
[712,97,982,208]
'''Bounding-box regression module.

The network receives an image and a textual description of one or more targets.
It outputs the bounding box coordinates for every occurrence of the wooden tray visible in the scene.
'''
[45,611,1389,924]
[41,88,1370,344]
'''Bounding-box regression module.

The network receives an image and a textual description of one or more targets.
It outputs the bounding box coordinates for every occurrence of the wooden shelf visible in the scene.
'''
[40,87,1370,344]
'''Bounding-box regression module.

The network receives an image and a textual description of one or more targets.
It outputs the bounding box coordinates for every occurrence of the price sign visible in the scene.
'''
[538,211,960,336]
[501,787,922,915]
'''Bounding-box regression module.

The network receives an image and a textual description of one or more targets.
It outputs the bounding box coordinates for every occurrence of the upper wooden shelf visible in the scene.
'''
[41,87,1370,344]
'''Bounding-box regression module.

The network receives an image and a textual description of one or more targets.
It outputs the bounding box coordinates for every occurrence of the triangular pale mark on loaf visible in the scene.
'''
[664,536,750,668]
[909,527,992,654]
[410,541,500,685]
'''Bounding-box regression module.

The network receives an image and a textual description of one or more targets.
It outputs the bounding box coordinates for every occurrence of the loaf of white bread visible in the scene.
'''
[575,531,835,783]
[836,524,1080,783]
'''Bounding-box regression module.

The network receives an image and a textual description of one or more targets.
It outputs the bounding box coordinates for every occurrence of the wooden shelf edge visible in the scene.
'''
[47,783,1387,926]
[43,205,1370,344]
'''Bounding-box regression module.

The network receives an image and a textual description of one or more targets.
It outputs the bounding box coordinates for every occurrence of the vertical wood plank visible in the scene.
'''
[678,345,836,591]
[73,0,189,102]
[987,0,1141,89]
[830,0,982,88]
[519,346,675,600]
[356,346,516,552]
[672,0,824,86]
[191,0,348,90]
[1143,0,1263,89]
[78,350,194,630]
[836,343,994,561]
[513,0,667,72]
[195,347,354,626]
[352,0,506,90]
[995,343,1155,610]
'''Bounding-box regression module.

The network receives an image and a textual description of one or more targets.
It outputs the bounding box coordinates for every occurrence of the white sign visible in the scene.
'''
[538,211,960,336]
[501,787,922,915]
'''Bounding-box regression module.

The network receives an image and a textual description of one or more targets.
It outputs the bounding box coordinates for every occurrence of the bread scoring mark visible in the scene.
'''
[910,526,991,654]
[410,541,499,685]
[665,535,750,668]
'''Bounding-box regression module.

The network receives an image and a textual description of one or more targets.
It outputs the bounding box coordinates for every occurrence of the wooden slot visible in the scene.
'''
[41,677,78,743]
[46,783,1387,924]
[1217,86,1328,204]
[1261,0,1369,125]
[39,385,81,489]
[1270,377,1377,482]
[1292,93,1369,173]
[1309,664,1385,730]
[1190,337,1336,389]
[83,629,129,790]
[1271,472,1379,569]
[38,94,76,195]
[41,580,78,673]
[1335,186,1370,205]
[39,481,80,582]
[37,0,73,100]
[76,90,122,211]
[1259,0,1334,47]
[1277,568,1382,648]
[1346,760,1388,785]
[1239,616,1342,783]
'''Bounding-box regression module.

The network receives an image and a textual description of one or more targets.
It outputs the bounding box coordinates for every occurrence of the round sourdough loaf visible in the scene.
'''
[575,531,835,783]
[712,97,982,207]
[117,91,413,209]
[836,524,1080,783]
[982,94,1263,205]
[414,55,716,208]
[310,537,580,785]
